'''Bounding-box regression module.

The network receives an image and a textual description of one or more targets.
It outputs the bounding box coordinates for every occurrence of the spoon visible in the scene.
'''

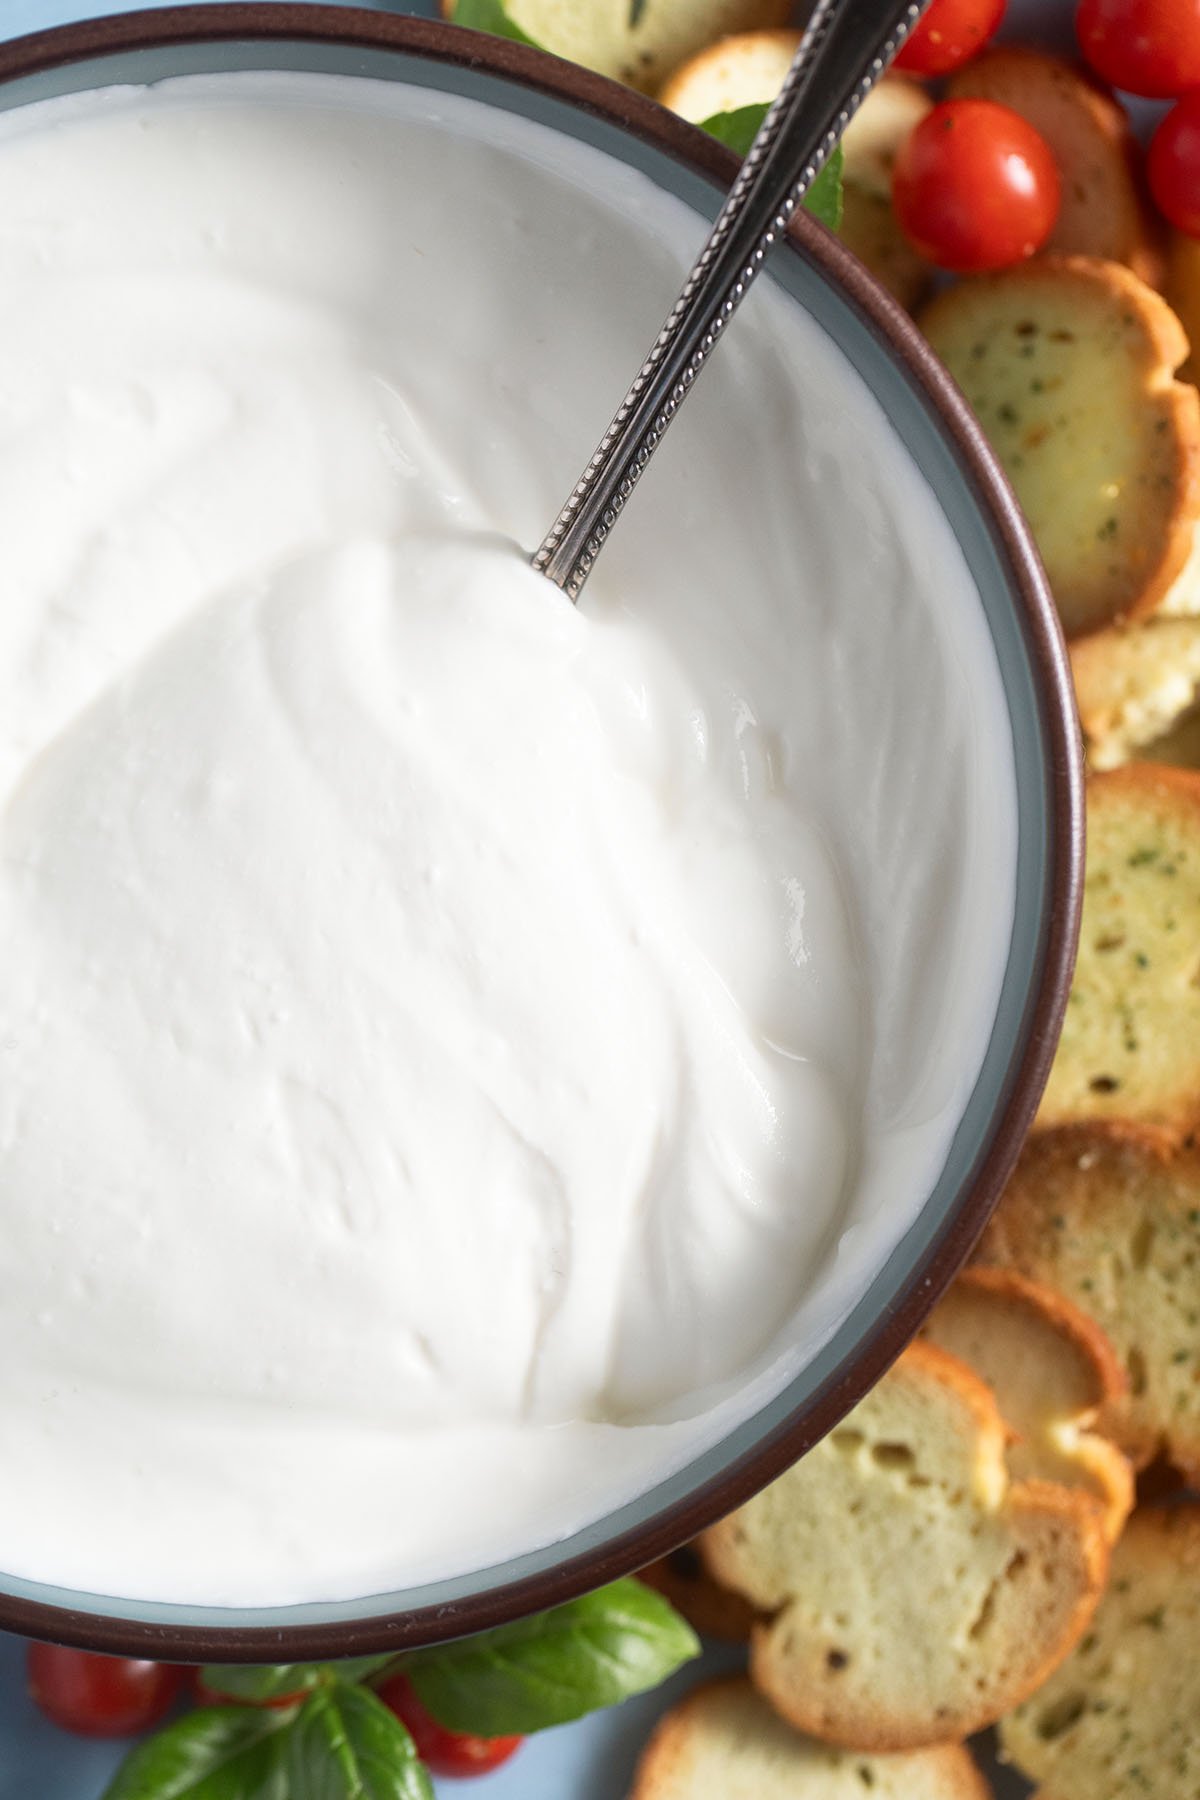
[533,0,932,601]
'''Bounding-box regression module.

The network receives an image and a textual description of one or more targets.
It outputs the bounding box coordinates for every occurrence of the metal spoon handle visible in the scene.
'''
[533,0,930,600]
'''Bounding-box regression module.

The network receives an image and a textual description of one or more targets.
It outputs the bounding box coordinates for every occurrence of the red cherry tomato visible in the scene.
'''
[892,99,1061,273]
[1149,93,1200,237]
[894,0,1006,75]
[1076,0,1200,99]
[27,1644,184,1739]
[377,1674,522,1777]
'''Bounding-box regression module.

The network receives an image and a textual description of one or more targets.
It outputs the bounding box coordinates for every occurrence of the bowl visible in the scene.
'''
[0,2,1083,1662]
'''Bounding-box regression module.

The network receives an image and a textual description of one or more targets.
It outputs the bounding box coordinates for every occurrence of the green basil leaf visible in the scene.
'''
[287,1683,434,1800]
[198,1666,325,1704]
[101,1705,292,1800]
[700,106,845,230]
[200,1658,394,1705]
[628,0,649,26]
[407,1577,699,1735]
[802,148,844,231]
[449,0,543,48]
[332,1656,401,1687]
[699,101,770,159]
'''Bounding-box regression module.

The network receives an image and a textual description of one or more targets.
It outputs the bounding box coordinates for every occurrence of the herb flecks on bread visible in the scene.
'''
[628,1677,993,1800]
[1036,765,1200,1137]
[921,1268,1133,1543]
[920,258,1200,640]
[1000,1506,1200,1800]
[979,1124,1200,1483]
[701,1343,1108,1752]
[837,77,935,309]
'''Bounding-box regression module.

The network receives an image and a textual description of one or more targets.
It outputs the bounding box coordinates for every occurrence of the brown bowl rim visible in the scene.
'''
[0,2,1084,1662]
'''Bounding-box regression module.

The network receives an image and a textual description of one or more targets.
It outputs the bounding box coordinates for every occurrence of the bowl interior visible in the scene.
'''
[0,6,1082,1657]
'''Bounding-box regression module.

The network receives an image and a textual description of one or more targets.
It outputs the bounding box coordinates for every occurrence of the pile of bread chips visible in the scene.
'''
[634,21,1200,1800]
[441,5,1200,1794]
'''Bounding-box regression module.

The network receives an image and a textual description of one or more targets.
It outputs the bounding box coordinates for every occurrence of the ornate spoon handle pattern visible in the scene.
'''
[533,0,930,601]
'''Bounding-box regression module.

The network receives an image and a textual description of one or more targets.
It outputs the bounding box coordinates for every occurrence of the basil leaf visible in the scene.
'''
[101,1705,292,1800]
[200,1659,393,1705]
[332,1656,401,1686]
[700,101,769,159]
[701,106,845,230]
[800,148,844,231]
[628,0,649,25]
[198,1666,324,1704]
[407,1577,699,1735]
[450,0,543,48]
[287,1683,434,1800]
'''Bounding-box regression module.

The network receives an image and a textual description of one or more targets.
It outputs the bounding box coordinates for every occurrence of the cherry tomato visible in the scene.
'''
[377,1673,522,1777]
[1076,0,1200,99]
[892,99,1061,273]
[894,0,1006,76]
[27,1644,184,1739]
[1149,93,1200,237]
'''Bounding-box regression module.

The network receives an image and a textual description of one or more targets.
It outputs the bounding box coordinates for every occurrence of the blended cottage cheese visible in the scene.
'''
[0,75,1016,1606]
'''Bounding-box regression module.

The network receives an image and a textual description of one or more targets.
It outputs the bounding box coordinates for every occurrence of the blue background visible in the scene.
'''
[0,6,805,1792]
[0,1,1059,1793]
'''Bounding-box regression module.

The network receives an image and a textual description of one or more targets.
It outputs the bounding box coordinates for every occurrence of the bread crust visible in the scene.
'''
[638,1547,758,1642]
[978,1121,1200,1483]
[920,257,1200,639]
[701,1344,1109,1753]
[629,1676,993,1800]
[1166,228,1200,387]
[1071,616,1200,770]
[1036,764,1200,1139]
[657,28,800,118]
[922,1267,1133,1543]
[1000,1505,1200,1800]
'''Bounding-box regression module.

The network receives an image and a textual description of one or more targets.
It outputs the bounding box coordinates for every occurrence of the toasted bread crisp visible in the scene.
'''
[1071,617,1200,769]
[444,0,792,93]
[1148,699,1200,768]
[1000,1506,1200,1800]
[1166,229,1200,386]
[629,1677,992,1800]
[920,258,1200,639]
[639,1547,758,1642]
[701,1343,1108,1752]
[838,77,934,310]
[947,48,1163,286]
[921,1268,1133,1543]
[657,27,799,119]
[1037,766,1200,1138]
[978,1125,1200,1484]
[661,45,932,306]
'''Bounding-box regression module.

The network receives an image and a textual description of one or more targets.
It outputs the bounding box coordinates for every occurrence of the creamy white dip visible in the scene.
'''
[0,74,1016,1605]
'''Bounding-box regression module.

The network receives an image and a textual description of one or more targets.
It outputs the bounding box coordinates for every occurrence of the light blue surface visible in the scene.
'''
[7,0,405,31]
[0,1631,1025,1798]
[0,1630,749,1798]
[0,1,1051,1793]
